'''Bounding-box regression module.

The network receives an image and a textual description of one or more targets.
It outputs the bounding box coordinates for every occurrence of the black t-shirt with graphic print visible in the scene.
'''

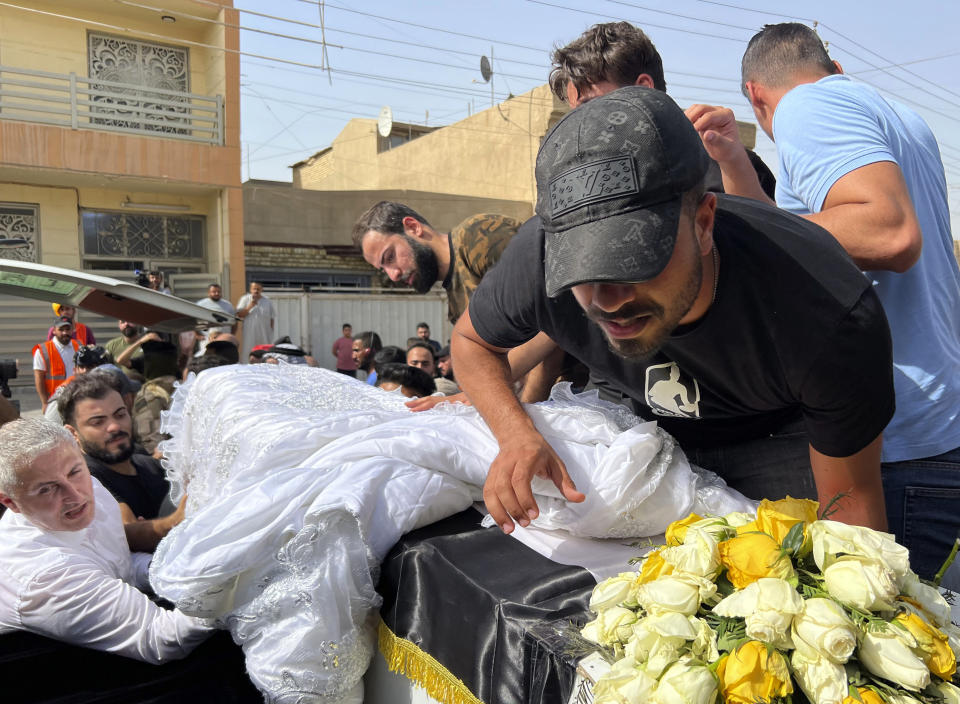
[467,195,895,457]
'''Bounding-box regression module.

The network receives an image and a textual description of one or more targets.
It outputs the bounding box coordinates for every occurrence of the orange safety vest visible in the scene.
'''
[74,323,93,346]
[33,339,79,397]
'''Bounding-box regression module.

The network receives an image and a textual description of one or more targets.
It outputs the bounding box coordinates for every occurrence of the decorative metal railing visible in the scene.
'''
[0,64,223,145]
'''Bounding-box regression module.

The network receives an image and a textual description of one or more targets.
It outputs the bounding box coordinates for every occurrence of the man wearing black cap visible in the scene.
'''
[453,87,895,535]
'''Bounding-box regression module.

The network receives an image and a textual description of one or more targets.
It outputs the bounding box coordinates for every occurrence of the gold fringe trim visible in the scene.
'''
[378,619,485,704]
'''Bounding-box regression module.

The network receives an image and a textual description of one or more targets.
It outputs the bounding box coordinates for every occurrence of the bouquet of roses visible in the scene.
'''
[580,497,960,704]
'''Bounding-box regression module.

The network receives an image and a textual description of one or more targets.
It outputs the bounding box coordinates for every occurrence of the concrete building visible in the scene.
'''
[243,180,533,289]
[256,85,757,288]
[0,0,242,409]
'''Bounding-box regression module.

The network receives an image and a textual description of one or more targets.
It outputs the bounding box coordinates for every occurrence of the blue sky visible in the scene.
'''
[236,0,960,232]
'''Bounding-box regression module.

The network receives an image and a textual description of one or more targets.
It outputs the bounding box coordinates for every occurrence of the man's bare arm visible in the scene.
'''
[686,105,921,272]
[33,369,48,412]
[805,162,922,272]
[116,332,159,369]
[406,332,559,412]
[452,311,583,533]
[685,104,774,204]
[119,496,187,553]
[809,435,886,531]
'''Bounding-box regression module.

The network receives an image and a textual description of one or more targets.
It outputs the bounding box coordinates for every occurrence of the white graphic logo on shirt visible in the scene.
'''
[644,362,701,419]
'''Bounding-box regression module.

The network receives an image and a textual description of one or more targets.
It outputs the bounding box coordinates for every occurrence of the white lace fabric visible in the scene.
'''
[151,366,753,702]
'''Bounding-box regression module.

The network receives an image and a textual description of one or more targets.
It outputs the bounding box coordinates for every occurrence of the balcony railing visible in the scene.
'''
[0,64,223,145]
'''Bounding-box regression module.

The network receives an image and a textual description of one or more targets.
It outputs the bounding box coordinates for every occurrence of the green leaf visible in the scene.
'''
[781,521,806,556]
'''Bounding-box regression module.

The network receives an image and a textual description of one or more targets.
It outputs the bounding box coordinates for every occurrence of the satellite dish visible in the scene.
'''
[377,105,393,138]
[480,55,492,83]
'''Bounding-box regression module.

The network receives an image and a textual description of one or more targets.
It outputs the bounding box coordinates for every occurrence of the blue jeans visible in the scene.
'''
[683,420,817,503]
[882,448,960,585]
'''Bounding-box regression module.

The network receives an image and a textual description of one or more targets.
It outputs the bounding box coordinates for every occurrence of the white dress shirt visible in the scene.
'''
[0,478,211,663]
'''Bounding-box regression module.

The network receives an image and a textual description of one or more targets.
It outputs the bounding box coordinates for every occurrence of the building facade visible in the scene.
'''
[0,0,243,409]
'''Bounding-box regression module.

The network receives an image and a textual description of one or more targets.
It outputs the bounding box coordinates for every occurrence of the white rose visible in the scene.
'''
[712,577,803,648]
[723,511,756,528]
[791,597,857,663]
[858,628,931,691]
[935,681,960,704]
[636,574,717,616]
[661,526,720,578]
[790,651,848,704]
[624,613,719,669]
[688,516,737,542]
[651,658,718,704]
[582,606,638,646]
[809,520,910,581]
[591,573,641,612]
[689,616,720,663]
[900,572,952,627]
[625,612,696,663]
[593,658,657,704]
[885,695,925,704]
[822,556,898,611]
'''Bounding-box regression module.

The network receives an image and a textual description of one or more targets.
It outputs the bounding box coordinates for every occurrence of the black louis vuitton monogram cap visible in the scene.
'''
[535,86,711,297]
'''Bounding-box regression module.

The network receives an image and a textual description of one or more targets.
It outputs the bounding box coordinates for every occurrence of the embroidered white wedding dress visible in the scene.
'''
[150,365,753,703]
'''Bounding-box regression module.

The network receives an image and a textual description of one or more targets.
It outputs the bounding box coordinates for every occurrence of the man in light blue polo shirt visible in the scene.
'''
[685,22,960,581]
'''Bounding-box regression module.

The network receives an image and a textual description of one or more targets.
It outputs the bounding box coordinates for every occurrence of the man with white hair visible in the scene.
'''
[0,418,211,662]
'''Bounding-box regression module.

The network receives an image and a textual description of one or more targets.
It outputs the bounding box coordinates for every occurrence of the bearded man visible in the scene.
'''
[59,373,183,551]
[351,202,520,325]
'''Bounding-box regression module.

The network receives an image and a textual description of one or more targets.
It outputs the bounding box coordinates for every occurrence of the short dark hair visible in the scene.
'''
[406,341,436,359]
[741,23,837,96]
[208,282,221,289]
[374,346,406,374]
[350,201,431,248]
[358,331,382,354]
[376,363,436,397]
[187,354,231,376]
[58,373,123,427]
[342,323,352,329]
[417,322,429,330]
[549,22,666,102]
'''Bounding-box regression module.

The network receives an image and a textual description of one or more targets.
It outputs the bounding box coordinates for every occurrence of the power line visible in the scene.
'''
[291,0,549,54]
[524,0,751,43]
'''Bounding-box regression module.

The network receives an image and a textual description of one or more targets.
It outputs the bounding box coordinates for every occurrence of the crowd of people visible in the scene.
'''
[0,20,957,700]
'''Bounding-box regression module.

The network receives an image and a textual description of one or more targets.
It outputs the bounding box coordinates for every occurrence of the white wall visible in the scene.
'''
[268,290,451,370]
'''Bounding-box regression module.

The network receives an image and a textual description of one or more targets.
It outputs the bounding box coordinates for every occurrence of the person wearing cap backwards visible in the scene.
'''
[33,317,80,414]
[46,303,96,345]
[454,87,895,535]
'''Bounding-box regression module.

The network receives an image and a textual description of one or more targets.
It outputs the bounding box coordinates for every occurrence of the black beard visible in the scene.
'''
[406,236,440,293]
[81,433,135,465]
[587,243,702,362]
[122,327,138,339]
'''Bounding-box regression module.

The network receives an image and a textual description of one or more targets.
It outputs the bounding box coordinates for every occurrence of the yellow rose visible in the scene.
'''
[639,548,675,584]
[755,496,819,545]
[716,640,792,704]
[717,532,795,589]
[842,687,886,704]
[666,512,703,545]
[894,611,957,680]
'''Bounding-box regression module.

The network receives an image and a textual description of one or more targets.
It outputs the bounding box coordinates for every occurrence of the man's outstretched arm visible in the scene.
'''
[452,310,584,533]
[809,435,887,531]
